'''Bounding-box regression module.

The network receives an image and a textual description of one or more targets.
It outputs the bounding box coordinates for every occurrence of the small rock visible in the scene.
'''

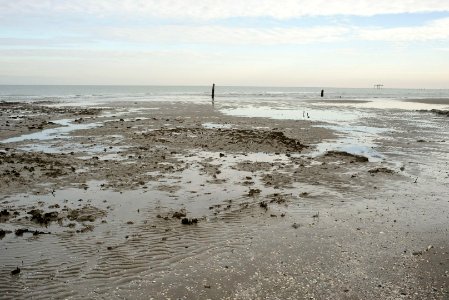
[181,218,198,225]
[172,211,187,219]
[248,189,261,197]
[15,228,29,236]
[259,202,268,210]
[11,267,20,275]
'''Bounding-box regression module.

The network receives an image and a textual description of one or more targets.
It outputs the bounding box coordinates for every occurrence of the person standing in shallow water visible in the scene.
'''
[212,83,215,101]
[321,89,324,97]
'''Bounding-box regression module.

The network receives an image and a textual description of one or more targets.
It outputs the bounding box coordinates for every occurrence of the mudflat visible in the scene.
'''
[0,100,448,299]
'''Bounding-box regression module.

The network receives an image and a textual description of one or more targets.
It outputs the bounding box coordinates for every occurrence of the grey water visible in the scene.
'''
[1,85,449,103]
[1,85,448,161]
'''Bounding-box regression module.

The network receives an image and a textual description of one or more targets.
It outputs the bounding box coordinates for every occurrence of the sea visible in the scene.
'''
[1,85,449,104]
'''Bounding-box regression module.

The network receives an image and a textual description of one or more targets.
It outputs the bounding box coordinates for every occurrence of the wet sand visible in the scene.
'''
[1,100,448,299]
[404,98,449,105]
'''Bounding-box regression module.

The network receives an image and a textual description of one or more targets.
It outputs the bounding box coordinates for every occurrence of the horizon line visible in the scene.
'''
[0,84,447,90]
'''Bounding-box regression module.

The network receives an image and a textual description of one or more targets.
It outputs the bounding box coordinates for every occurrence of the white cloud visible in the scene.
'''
[96,17,449,46]
[358,17,449,42]
[102,25,349,45]
[2,0,449,19]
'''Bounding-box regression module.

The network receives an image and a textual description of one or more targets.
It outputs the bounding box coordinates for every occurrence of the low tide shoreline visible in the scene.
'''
[1,100,448,299]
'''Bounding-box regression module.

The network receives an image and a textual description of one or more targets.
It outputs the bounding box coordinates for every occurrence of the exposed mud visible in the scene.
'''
[0,100,448,299]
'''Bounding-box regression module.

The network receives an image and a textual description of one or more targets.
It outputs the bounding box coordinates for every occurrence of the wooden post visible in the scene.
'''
[320,89,324,97]
[212,83,215,100]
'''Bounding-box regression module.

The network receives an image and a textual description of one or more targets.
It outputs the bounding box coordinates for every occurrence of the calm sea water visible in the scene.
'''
[1,85,449,103]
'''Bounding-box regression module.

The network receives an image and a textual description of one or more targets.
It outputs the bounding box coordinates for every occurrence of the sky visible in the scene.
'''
[1,0,449,88]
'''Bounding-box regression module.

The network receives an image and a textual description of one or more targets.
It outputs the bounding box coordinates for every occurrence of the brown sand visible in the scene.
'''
[0,101,448,299]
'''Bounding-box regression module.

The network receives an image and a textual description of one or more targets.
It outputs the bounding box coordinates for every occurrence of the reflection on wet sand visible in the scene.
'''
[1,99,449,299]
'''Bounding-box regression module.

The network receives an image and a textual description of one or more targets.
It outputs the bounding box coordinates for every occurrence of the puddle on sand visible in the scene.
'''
[202,122,233,129]
[1,119,101,143]
[307,124,388,162]
[221,105,359,122]
[18,140,128,155]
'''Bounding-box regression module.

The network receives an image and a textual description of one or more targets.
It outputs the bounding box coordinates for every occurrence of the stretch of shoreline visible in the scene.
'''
[0,99,448,299]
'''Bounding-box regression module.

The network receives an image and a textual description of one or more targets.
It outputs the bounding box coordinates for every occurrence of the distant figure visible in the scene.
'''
[212,83,215,101]
[307,112,310,119]
[303,111,305,118]
[320,89,324,97]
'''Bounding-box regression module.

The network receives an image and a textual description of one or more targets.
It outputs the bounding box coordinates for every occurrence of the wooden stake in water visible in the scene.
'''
[321,89,324,97]
[212,83,215,100]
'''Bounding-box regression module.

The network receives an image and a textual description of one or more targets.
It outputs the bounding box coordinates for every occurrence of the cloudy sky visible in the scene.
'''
[1,0,449,88]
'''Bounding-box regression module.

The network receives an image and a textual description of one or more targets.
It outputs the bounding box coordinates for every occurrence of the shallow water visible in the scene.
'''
[1,119,100,143]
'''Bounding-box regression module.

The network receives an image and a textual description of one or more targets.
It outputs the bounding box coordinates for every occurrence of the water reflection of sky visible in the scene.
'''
[221,105,361,122]
[219,100,396,161]
[312,99,449,111]
[1,119,100,143]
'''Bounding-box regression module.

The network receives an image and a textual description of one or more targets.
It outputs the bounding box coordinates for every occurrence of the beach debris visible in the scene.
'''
[172,210,187,219]
[157,214,170,220]
[0,229,12,239]
[15,228,28,236]
[28,210,59,225]
[248,188,261,196]
[269,193,288,204]
[324,151,369,163]
[32,230,51,236]
[368,167,395,174]
[259,202,268,210]
[67,205,105,222]
[292,223,300,229]
[0,209,11,222]
[11,267,20,276]
[14,228,50,236]
[181,218,198,225]
[76,225,94,233]
[413,245,434,256]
